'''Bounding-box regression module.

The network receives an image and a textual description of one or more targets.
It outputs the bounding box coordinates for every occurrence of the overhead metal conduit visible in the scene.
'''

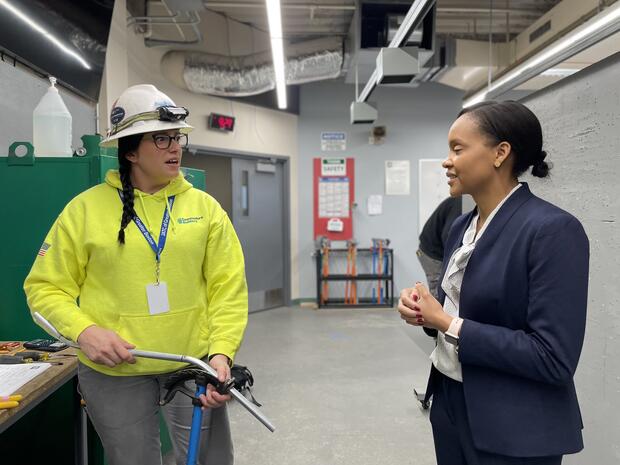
[357,0,436,103]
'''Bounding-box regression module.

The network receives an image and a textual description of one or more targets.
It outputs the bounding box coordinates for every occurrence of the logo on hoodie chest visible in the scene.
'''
[177,216,204,224]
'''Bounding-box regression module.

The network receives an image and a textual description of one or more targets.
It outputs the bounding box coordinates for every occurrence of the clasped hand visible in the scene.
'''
[398,282,453,333]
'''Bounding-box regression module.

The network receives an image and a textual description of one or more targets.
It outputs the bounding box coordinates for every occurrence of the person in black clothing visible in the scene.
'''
[417,196,462,298]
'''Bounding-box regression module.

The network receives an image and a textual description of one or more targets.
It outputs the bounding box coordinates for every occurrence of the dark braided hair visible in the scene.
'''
[458,100,551,178]
[117,134,143,244]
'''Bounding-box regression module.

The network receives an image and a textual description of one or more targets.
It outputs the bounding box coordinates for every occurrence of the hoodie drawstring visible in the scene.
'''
[135,185,178,236]
[137,192,154,235]
[164,188,177,234]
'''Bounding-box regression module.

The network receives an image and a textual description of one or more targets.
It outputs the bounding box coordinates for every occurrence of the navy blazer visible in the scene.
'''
[426,183,589,457]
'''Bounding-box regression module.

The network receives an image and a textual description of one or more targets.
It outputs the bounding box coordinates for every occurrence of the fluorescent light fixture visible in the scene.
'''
[265,0,287,109]
[0,0,91,70]
[358,0,435,102]
[462,91,487,108]
[463,1,620,107]
[389,0,435,48]
[462,66,486,81]
[540,67,580,77]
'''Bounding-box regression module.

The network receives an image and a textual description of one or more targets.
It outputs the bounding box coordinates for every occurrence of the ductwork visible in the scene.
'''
[161,37,344,97]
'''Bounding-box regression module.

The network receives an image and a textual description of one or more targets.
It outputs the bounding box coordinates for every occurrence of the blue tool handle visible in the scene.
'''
[186,384,207,465]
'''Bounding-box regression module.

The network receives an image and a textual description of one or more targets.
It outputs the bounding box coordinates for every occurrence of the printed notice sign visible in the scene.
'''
[318,177,350,218]
[321,132,346,151]
[385,160,410,195]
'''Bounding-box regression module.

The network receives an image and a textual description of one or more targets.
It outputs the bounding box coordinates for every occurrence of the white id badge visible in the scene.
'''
[146,282,170,315]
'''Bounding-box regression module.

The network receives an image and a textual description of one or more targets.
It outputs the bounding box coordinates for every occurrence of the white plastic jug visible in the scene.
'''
[33,76,73,157]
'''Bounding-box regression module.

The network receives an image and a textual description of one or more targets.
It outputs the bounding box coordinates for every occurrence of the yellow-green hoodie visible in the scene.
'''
[24,171,248,376]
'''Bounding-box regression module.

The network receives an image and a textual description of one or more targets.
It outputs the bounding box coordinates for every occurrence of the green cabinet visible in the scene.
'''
[1,154,100,341]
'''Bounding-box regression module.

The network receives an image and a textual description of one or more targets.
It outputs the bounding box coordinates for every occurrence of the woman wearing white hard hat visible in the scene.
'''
[25,84,248,465]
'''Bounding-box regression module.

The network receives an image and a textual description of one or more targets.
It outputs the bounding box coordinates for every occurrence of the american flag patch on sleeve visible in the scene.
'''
[38,242,51,257]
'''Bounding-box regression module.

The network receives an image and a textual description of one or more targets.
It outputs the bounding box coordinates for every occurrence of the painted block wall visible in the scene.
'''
[297,80,464,300]
[522,52,620,464]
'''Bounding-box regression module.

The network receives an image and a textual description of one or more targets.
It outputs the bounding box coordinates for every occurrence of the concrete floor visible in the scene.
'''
[226,305,437,465]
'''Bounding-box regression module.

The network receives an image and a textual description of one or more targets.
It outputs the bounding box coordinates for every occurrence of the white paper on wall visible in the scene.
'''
[367,194,383,215]
[385,160,410,195]
[418,158,450,234]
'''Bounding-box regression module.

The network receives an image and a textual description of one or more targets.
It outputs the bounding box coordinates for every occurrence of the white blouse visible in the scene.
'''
[430,184,522,382]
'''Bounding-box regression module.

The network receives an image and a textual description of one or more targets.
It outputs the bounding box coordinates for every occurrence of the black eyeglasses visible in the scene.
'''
[150,133,188,150]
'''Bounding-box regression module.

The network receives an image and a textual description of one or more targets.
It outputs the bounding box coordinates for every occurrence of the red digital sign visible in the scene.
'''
[208,113,235,132]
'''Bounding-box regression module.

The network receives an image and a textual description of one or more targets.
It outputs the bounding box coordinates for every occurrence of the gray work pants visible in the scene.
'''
[416,249,443,300]
[78,362,233,465]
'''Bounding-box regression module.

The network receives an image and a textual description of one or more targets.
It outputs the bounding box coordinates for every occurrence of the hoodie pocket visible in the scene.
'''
[116,306,210,373]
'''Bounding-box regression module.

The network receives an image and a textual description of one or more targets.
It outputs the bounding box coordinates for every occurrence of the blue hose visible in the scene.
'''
[383,252,390,302]
[372,245,377,302]
[186,384,207,465]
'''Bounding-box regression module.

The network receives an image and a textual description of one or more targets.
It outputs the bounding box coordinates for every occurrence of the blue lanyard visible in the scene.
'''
[118,191,175,262]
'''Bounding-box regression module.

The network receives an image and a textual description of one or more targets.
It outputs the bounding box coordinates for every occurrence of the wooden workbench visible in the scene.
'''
[0,346,78,434]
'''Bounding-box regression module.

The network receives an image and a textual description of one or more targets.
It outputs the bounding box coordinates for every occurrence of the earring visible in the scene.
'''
[494,161,501,168]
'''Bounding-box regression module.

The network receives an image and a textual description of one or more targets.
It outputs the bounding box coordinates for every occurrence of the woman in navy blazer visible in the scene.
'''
[399,101,589,465]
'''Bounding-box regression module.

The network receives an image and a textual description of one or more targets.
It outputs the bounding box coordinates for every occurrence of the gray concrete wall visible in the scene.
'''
[297,81,463,300]
[522,52,620,464]
[0,61,96,155]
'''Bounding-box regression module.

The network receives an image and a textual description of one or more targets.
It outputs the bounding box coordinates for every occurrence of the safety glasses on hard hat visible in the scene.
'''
[110,106,189,137]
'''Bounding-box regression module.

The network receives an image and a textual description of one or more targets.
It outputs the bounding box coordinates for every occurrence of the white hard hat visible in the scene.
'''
[100,84,193,147]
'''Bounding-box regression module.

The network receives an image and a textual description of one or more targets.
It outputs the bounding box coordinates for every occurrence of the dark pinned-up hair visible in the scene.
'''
[117,134,143,244]
[458,100,551,178]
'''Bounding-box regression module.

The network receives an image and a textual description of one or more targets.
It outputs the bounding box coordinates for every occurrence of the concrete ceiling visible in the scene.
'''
[203,0,356,39]
[201,0,561,41]
[136,0,619,99]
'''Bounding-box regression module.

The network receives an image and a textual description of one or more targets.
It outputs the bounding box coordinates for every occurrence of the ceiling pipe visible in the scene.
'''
[128,15,201,26]
[139,1,203,47]
[206,2,356,11]
[204,2,540,16]
[160,36,343,97]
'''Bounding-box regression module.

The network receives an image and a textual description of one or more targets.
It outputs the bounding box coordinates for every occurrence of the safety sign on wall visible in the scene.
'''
[321,157,346,176]
[314,157,355,240]
[320,132,346,151]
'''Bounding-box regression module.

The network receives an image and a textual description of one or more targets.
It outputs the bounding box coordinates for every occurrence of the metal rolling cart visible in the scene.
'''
[315,238,394,308]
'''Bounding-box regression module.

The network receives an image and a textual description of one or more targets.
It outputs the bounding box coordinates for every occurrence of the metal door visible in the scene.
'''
[231,158,286,312]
